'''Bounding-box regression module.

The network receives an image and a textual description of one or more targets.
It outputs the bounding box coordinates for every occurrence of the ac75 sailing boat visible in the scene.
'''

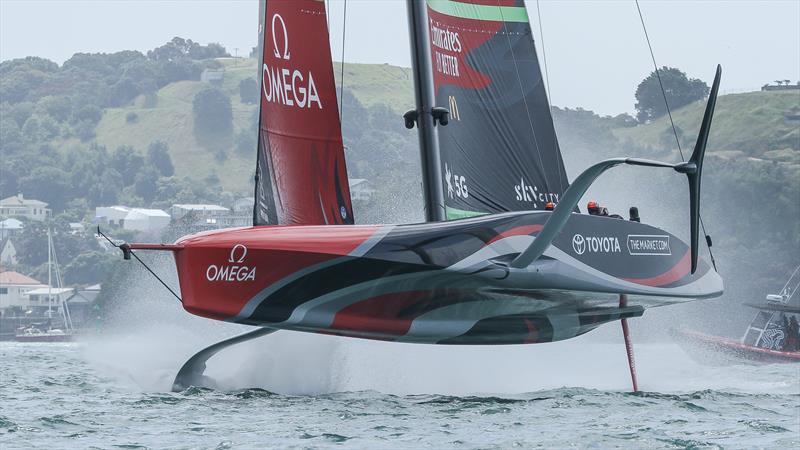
[104,0,723,392]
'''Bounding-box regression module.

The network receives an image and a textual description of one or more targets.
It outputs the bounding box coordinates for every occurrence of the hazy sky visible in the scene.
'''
[1,0,798,115]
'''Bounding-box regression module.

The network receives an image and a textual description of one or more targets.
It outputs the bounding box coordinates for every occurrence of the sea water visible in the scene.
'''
[1,329,798,449]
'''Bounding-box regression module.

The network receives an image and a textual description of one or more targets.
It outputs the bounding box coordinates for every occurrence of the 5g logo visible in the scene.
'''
[445,163,469,199]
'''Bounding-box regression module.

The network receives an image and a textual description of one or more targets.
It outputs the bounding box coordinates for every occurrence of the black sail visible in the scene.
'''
[425,0,569,219]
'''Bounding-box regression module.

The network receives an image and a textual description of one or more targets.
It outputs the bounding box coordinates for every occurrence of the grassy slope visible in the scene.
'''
[91,59,413,193]
[90,57,797,192]
[613,90,800,166]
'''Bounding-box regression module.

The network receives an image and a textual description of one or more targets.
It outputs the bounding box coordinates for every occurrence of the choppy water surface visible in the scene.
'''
[1,334,798,449]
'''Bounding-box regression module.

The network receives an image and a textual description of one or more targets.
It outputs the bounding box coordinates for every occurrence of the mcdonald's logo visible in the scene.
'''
[448,95,461,121]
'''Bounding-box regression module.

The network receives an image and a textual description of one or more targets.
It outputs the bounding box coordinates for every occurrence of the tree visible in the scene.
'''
[111,145,144,186]
[239,77,259,104]
[635,67,709,123]
[18,166,72,212]
[147,140,174,176]
[192,88,233,135]
[134,167,160,203]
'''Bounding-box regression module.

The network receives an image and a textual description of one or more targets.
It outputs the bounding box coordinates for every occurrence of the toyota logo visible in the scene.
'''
[572,234,585,255]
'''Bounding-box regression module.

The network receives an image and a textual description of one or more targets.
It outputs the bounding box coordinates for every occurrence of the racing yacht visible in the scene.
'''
[106,0,724,391]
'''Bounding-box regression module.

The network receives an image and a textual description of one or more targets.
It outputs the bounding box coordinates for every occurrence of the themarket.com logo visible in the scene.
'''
[626,235,671,256]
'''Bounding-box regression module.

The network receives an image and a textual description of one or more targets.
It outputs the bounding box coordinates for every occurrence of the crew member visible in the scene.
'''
[545,202,555,211]
[587,201,623,219]
[587,201,605,216]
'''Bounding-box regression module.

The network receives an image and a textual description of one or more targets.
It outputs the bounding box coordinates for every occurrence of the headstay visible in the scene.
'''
[254,0,354,226]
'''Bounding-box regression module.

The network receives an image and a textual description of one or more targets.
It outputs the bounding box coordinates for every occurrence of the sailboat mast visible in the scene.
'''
[406,0,446,222]
[47,226,52,318]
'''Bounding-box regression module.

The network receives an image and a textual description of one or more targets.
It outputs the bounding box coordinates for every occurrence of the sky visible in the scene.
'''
[1,0,798,115]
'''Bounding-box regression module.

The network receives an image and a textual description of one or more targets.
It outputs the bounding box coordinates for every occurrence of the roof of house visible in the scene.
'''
[125,208,170,219]
[0,194,48,207]
[25,287,74,296]
[0,271,44,285]
[171,204,229,211]
[66,288,99,304]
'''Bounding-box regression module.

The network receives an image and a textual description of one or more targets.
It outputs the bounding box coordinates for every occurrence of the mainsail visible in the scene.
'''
[425,0,569,219]
[254,0,354,226]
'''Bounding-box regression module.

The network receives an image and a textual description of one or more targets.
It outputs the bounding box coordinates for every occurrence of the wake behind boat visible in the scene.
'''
[675,265,800,364]
[102,0,724,391]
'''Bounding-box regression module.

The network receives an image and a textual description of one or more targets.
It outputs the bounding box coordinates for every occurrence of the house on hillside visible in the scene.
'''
[24,287,73,315]
[122,209,171,232]
[0,218,23,240]
[225,197,254,228]
[201,68,225,83]
[0,238,18,266]
[0,194,50,222]
[170,204,229,224]
[761,81,799,91]
[95,206,171,232]
[0,271,47,310]
[63,284,101,327]
[95,206,132,226]
[349,178,375,201]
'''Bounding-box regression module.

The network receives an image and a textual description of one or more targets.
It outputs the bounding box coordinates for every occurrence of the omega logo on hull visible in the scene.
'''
[206,244,257,282]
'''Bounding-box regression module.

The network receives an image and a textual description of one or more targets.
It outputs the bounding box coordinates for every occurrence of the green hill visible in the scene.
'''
[83,57,798,192]
[90,58,414,193]
[613,90,800,167]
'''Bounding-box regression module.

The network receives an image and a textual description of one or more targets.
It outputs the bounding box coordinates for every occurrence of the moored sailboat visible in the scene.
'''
[15,226,74,343]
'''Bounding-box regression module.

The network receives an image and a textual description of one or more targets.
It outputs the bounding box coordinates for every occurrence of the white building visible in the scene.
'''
[24,287,73,311]
[0,218,23,240]
[349,178,375,201]
[0,194,50,222]
[200,68,225,83]
[95,206,131,226]
[0,271,47,309]
[170,204,229,222]
[95,206,170,232]
[233,197,254,214]
[122,209,171,231]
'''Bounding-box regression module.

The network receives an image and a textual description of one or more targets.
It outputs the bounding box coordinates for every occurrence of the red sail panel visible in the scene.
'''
[254,0,354,226]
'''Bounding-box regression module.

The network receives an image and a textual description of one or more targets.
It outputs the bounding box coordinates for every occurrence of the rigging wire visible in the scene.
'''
[634,0,717,270]
[96,227,183,303]
[533,0,566,191]
[339,0,348,122]
[535,0,552,102]
[635,0,684,161]
[496,1,553,192]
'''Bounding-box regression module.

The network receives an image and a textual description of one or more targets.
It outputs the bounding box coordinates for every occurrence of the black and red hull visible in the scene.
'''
[133,211,722,345]
[673,329,800,364]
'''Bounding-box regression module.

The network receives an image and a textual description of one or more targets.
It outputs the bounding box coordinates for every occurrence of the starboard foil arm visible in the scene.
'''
[511,65,722,273]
